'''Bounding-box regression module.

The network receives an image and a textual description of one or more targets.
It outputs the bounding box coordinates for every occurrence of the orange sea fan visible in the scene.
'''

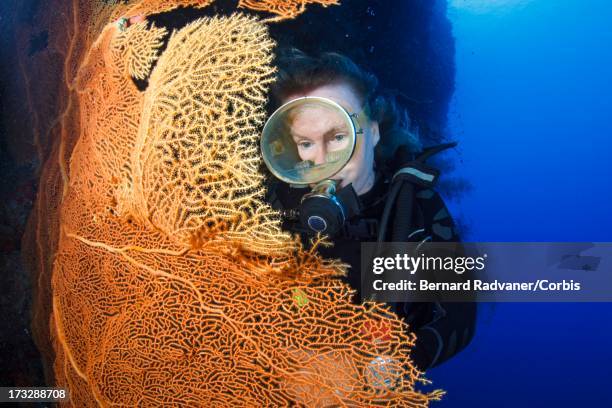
[17,1,444,406]
[238,0,340,21]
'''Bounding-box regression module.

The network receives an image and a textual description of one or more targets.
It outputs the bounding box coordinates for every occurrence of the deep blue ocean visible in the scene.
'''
[429,1,612,406]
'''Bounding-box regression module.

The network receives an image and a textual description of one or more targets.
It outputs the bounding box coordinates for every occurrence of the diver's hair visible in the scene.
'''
[270,48,422,163]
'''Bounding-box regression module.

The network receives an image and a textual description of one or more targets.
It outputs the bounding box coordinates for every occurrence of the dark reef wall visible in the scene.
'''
[0,0,47,389]
[0,0,456,388]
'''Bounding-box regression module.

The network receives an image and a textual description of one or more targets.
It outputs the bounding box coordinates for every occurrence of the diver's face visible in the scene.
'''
[289,105,350,166]
[283,82,380,195]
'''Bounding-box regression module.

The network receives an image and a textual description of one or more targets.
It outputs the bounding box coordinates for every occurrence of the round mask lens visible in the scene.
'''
[261,97,356,185]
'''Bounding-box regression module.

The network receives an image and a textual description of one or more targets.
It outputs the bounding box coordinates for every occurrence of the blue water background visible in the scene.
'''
[427,1,612,406]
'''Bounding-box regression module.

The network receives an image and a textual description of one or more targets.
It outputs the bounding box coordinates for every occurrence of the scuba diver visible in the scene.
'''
[262,49,477,370]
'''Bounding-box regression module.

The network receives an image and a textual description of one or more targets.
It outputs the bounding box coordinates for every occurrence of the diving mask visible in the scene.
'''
[261,96,367,235]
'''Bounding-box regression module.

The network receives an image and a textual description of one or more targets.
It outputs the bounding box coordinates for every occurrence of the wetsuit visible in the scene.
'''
[265,158,477,370]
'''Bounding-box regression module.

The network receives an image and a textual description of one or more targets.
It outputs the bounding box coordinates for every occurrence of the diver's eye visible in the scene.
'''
[331,134,346,143]
[298,141,313,149]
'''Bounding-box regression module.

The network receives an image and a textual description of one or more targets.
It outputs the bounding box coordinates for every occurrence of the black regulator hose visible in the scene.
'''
[391,181,416,242]
[376,180,402,244]
[417,142,457,162]
[377,142,458,244]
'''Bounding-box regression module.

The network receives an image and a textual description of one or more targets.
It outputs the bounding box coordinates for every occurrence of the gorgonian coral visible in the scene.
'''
[19,1,443,406]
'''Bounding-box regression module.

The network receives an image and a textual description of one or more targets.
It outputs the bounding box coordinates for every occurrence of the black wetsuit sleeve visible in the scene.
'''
[403,301,477,370]
[394,188,478,370]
